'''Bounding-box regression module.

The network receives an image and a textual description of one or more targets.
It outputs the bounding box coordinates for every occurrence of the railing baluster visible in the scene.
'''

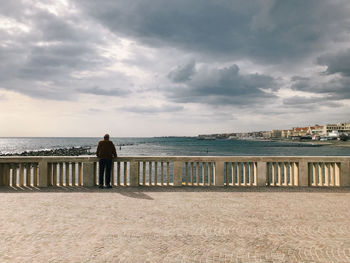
[318,163,323,186]
[26,163,31,186]
[11,165,16,187]
[78,162,83,186]
[196,162,199,186]
[249,163,253,186]
[137,162,140,186]
[254,162,257,186]
[166,162,170,186]
[59,163,63,186]
[325,163,329,186]
[71,163,76,186]
[191,162,194,186]
[330,163,335,186]
[65,162,70,186]
[19,164,24,187]
[48,163,52,186]
[161,162,164,186]
[202,163,205,186]
[7,164,11,186]
[209,162,212,186]
[294,163,299,186]
[277,163,282,186]
[53,163,57,186]
[289,163,293,186]
[124,162,127,186]
[242,162,247,186]
[148,161,152,186]
[238,163,242,186]
[335,163,340,186]
[33,163,38,187]
[283,163,288,186]
[117,162,121,186]
[225,162,229,186]
[185,162,188,186]
[312,163,317,186]
[142,161,146,186]
[155,162,158,186]
[231,162,235,185]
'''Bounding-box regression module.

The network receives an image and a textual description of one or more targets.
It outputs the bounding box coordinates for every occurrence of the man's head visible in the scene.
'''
[104,134,110,140]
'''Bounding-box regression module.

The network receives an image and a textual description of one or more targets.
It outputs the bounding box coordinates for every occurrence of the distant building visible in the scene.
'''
[271,130,282,138]
[326,122,350,135]
[307,125,326,136]
[291,127,309,137]
[281,130,290,138]
[328,130,339,138]
[262,131,272,139]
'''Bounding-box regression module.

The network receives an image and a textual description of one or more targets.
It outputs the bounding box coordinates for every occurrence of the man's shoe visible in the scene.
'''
[98,185,104,189]
[105,185,112,189]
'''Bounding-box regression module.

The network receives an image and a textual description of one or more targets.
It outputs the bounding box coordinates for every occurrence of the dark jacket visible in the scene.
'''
[96,140,117,160]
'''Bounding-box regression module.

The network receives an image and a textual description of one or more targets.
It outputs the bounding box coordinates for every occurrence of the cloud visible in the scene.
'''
[77,86,130,96]
[0,1,123,100]
[283,96,342,109]
[317,49,350,76]
[290,75,350,100]
[168,60,196,83]
[118,105,184,114]
[165,64,278,106]
[74,0,350,63]
[87,108,104,113]
[0,0,349,135]
[17,43,103,81]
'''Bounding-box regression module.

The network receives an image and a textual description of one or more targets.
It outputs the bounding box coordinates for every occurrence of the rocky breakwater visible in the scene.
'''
[0,147,94,156]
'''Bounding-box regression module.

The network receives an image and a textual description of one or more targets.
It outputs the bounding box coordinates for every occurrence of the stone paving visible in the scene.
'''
[0,187,350,262]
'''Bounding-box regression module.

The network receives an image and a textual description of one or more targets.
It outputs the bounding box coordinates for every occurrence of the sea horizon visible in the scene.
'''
[1,136,350,157]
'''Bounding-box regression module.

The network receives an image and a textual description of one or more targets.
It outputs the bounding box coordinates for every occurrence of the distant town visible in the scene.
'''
[198,122,350,142]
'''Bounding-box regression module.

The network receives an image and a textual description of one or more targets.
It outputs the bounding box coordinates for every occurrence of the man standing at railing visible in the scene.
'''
[96,134,117,189]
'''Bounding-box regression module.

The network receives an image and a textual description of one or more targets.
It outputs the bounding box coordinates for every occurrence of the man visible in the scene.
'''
[96,134,117,188]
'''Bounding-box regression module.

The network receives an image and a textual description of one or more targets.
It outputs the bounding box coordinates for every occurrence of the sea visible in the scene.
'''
[0,137,350,156]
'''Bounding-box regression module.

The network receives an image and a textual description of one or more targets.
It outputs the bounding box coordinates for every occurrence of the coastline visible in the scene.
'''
[270,138,350,147]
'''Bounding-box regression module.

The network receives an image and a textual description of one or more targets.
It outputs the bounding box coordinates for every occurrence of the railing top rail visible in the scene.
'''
[0,155,349,163]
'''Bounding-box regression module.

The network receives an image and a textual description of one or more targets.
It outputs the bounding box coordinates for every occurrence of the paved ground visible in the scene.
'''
[0,187,350,263]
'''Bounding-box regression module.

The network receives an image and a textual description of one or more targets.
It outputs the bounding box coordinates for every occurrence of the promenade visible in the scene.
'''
[1,187,350,262]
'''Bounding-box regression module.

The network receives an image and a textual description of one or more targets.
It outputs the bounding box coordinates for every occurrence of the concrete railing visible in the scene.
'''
[0,156,349,188]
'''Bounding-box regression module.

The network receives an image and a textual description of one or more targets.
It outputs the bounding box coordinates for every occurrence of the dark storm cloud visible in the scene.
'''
[317,49,350,76]
[168,60,196,83]
[290,75,350,101]
[74,0,350,63]
[1,0,349,121]
[17,43,102,81]
[118,105,184,114]
[166,64,278,106]
[0,2,130,100]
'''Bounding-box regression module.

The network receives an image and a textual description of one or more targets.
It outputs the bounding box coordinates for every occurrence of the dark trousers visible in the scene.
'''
[99,159,112,186]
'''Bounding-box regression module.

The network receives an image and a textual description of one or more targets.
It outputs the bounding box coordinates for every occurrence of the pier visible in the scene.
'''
[1,156,350,262]
[0,156,349,188]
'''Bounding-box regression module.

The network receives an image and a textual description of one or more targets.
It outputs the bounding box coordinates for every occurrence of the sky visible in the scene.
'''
[0,0,350,137]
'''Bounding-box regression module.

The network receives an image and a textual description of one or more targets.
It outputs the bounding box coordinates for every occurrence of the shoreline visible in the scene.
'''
[271,138,350,147]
